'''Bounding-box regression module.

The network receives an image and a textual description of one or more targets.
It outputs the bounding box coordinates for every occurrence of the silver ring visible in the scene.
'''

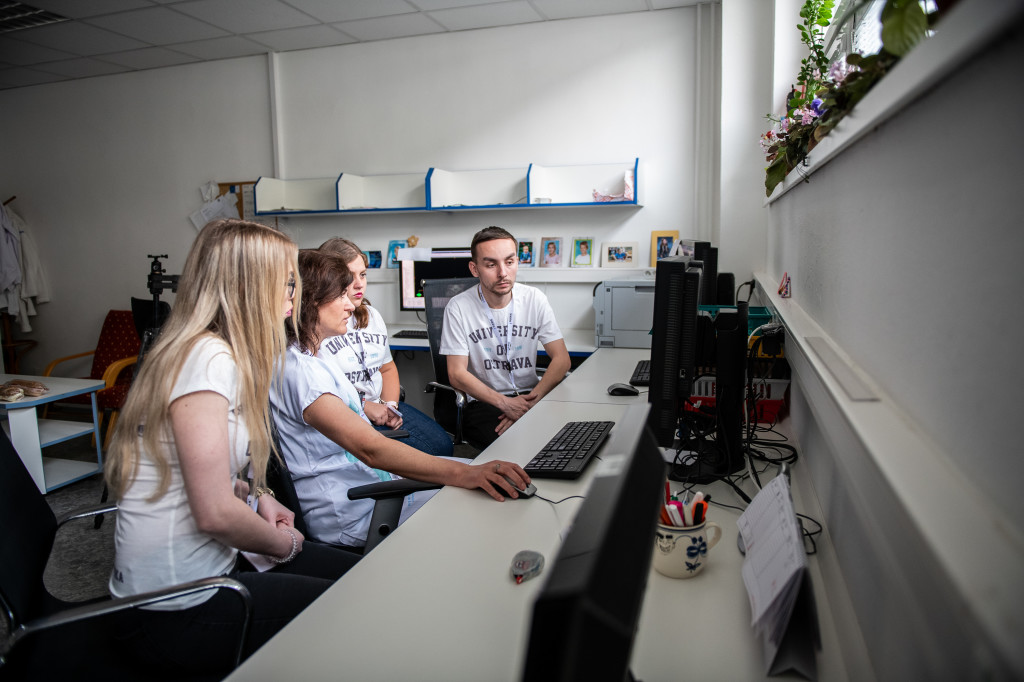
[494,462,500,473]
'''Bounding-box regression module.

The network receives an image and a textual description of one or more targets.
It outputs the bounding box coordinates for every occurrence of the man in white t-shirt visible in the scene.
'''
[441,226,571,449]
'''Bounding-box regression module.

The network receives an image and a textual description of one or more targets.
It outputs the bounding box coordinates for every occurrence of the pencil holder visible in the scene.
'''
[652,521,722,579]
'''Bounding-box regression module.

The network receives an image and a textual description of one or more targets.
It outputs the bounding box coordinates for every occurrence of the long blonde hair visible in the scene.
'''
[105,220,300,501]
[318,237,370,329]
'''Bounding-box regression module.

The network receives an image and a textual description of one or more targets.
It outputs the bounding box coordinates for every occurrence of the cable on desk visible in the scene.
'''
[536,494,585,505]
[797,513,823,555]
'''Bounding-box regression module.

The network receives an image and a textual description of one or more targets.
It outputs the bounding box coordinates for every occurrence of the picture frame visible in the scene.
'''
[386,240,406,269]
[539,237,563,268]
[364,250,382,269]
[570,237,595,268]
[517,239,535,267]
[650,230,679,266]
[600,241,639,267]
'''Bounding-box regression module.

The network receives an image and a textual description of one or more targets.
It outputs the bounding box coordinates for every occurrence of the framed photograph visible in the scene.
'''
[386,240,406,269]
[570,237,595,268]
[600,241,638,267]
[364,250,382,269]
[518,239,535,267]
[650,230,679,266]
[539,237,563,268]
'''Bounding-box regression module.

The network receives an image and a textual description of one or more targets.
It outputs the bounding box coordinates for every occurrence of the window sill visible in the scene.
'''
[766,0,1024,205]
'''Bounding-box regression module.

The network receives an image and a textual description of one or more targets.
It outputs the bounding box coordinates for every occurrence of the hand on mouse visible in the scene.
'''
[463,460,531,501]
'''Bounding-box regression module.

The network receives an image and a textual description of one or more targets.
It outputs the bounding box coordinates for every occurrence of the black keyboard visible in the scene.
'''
[629,359,651,386]
[524,421,615,479]
[392,329,428,339]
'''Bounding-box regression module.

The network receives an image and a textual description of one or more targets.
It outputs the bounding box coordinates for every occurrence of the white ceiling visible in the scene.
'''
[0,0,703,91]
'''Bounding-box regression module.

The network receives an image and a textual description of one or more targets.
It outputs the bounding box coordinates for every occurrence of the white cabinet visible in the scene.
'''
[254,159,640,215]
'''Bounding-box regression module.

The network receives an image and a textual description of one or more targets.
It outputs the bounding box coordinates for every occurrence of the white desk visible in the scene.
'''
[0,373,104,493]
[229,349,862,681]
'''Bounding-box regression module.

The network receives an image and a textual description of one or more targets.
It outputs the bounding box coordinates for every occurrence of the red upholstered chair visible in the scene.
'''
[42,310,140,449]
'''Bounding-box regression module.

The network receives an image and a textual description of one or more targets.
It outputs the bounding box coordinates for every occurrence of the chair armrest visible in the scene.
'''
[426,381,467,409]
[56,503,118,528]
[2,577,253,669]
[347,478,442,501]
[100,355,138,389]
[42,351,94,377]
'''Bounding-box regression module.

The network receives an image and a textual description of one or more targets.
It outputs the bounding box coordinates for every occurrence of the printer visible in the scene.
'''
[593,278,656,348]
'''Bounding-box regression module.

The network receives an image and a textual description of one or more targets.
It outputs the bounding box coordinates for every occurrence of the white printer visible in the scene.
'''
[592,278,656,348]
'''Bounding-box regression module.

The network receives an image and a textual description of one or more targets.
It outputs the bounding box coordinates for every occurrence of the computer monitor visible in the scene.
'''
[677,239,718,305]
[398,247,473,311]
[646,255,704,447]
[521,403,666,682]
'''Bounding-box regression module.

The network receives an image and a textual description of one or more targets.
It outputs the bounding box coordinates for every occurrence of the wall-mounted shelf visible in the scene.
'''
[254,159,640,215]
[365,266,653,285]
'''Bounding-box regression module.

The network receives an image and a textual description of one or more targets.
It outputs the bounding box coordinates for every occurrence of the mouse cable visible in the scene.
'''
[536,493,585,505]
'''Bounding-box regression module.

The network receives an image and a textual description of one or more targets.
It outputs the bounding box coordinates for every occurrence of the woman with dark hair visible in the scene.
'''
[270,249,530,549]
[318,237,454,458]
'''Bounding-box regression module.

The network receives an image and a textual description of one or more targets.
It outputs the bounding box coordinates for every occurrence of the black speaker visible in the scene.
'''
[717,272,735,305]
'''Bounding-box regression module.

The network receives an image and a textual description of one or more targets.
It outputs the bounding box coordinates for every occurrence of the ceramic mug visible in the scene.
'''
[652,520,722,579]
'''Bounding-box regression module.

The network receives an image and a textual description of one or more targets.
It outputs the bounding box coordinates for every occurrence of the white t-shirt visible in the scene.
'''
[439,283,562,399]
[319,304,393,401]
[271,344,434,547]
[110,336,249,610]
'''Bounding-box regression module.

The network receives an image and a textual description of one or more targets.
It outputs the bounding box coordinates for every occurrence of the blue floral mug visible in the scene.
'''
[653,520,723,579]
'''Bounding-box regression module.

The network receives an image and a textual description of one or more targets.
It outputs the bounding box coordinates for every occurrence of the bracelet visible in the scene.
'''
[253,486,275,499]
[270,527,298,564]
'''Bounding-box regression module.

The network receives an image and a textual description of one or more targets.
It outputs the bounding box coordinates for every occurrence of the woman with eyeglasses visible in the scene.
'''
[270,249,530,550]
[105,220,359,677]
[318,237,454,458]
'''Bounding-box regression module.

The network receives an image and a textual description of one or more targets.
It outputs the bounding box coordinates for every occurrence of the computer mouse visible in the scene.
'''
[495,475,537,499]
[607,382,640,396]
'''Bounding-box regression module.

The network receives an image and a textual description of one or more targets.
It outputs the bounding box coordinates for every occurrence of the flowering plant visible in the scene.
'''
[762,0,937,196]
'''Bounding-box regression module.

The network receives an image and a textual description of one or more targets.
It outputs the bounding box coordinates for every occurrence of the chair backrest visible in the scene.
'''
[422,278,478,385]
[265,416,310,539]
[0,431,59,629]
[91,310,141,384]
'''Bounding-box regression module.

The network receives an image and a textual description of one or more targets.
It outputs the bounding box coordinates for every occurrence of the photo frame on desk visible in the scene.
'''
[651,230,678,266]
[570,237,594,268]
[540,237,563,267]
[600,241,638,267]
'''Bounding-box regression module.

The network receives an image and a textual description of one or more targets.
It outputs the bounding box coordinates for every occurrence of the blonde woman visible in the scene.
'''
[271,250,530,549]
[318,237,454,458]
[105,220,358,677]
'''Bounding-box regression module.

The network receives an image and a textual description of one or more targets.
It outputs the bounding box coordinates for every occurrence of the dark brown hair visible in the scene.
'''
[471,226,517,260]
[319,237,371,329]
[290,249,353,353]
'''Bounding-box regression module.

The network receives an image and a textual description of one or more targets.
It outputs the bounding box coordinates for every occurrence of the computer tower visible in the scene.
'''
[713,303,748,478]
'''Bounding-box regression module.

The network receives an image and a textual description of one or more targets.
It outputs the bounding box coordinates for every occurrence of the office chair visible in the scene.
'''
[42,309,140,450]
[0,430,252,681]
[421,277,477,445]
[266,413,440,555]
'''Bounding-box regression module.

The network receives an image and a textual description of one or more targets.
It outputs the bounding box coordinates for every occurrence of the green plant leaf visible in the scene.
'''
[881,0,928,56]
[766,158,789,197]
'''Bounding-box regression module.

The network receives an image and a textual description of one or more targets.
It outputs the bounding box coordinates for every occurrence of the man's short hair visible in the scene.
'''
[471,226,517,259]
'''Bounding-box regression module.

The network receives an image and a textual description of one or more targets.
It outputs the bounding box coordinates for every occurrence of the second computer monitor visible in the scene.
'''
[398,247,473,311]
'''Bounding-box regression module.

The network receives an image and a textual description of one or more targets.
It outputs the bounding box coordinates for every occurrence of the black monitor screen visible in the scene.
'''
[647,255,704,447]
[522,403,666,682]
[399,248,473,311]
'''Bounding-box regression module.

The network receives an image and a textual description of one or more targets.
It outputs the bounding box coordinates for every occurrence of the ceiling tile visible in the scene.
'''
[86,7,230,44]
[333,12,445,42]
[98,45,199,68]
[531,0,648,21]
[11,21,149,56]
[406,0,500,10]
[170,34,269,60]
[24,0,153,19]
[427,1,543,31]
[0,36,75,66]
[283,0,417,23]
[0,66,66,87]
[173,0,319,34]
[247,24,354,52]
[33,56,130,77]
[650,0,702,7]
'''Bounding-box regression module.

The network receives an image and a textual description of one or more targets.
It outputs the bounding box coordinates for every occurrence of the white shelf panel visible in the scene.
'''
[38,418,96,447]
[529,159,637,205]
[255,176,339,214]
[337,172,426,211]
[427,167,528,209]
[43,457,102,491]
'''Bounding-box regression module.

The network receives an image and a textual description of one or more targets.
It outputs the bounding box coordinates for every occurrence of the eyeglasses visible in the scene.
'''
[286,278,296,299]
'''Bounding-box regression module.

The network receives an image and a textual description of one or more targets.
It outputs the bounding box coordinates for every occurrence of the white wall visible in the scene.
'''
[0,9,702,375]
